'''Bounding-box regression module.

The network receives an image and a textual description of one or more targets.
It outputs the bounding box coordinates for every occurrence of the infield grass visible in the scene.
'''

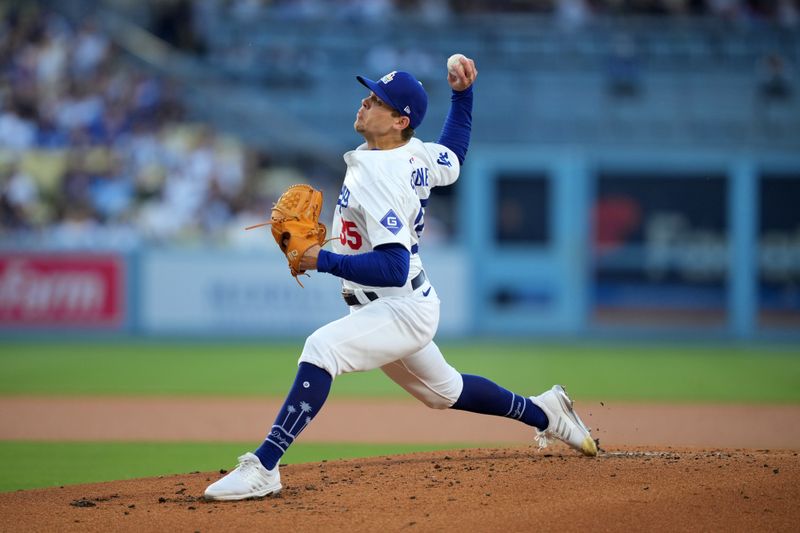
[0,441,484,492]
[1,341,799,403]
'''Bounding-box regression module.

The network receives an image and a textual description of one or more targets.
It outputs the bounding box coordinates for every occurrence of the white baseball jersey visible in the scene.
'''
[331,137,460,294]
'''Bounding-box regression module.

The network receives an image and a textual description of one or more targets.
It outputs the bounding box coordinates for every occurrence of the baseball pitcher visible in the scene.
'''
[205,54,597,501]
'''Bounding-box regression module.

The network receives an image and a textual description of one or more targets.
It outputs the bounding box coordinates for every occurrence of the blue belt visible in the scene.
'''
[342,271,426,306]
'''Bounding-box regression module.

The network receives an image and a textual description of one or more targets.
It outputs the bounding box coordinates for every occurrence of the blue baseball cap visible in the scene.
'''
[356,71,428,130]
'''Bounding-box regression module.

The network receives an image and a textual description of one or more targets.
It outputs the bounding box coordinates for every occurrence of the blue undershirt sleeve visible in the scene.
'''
[316,243,410,287]
[437,86,473,165]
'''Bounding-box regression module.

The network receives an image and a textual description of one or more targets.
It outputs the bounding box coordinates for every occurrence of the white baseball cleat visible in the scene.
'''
[204,452,282,501]
[530,385,598,457]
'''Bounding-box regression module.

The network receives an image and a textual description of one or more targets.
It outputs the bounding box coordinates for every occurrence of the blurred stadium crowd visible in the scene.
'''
[0,3,314,250]
[167,0,798,86]
[178,0,800,26]
[0,0,797,250]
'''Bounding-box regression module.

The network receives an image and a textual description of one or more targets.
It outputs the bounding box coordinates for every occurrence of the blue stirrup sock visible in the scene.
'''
[254,362,332,470]
[451,374,549,430]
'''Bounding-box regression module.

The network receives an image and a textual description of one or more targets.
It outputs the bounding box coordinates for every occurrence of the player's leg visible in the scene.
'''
[382,342,597,456]
[256,297,436,463]
[250,361,332,471]
[454,373,597,455]
[263,296,436,459]
[380,341,462,409]
[206,296,441,500]
[204,360,331,501]
[381,341,544,427]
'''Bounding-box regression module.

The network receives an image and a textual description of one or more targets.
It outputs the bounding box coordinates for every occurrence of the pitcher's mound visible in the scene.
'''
[1,446,798,532]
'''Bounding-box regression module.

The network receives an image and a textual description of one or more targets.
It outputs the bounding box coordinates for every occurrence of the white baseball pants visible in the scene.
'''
[299,286,464,409]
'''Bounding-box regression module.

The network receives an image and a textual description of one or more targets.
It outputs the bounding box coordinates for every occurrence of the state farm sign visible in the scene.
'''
[0,254,125,328]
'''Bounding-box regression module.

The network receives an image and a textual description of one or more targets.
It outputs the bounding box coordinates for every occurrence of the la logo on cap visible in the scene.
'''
[380,71,397,84]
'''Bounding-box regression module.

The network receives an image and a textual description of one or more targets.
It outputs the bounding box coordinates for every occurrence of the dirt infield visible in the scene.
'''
[2,397,800,448]
[1,397,799,531]
[0,447,798,532]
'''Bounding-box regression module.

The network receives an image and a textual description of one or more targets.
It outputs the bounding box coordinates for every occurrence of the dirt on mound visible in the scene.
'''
[1,446,797,532]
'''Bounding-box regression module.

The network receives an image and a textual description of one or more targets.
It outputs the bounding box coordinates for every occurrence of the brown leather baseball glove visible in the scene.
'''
[247,184,327,286]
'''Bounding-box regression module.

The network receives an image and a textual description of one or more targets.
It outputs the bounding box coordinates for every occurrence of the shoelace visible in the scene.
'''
[233,454,272,489]
[235,454,262,474]
[534,429,550,450]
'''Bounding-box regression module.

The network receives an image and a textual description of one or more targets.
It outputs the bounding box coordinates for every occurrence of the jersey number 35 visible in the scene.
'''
[339,220,362,250]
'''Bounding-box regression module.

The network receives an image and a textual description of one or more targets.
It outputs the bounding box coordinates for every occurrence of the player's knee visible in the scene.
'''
[427,373,463,410]
[418,378,462,410]
[422,395,454,410]
[299,332,339,377]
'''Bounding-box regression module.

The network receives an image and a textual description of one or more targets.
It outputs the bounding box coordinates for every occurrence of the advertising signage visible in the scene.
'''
[0,253,125,329]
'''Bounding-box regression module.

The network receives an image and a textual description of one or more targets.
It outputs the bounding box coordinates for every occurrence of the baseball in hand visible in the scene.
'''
[447,53,466,74]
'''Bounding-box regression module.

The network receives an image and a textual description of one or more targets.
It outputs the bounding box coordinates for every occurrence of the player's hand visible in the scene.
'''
[297,244,320,271]
[447,55,478,92]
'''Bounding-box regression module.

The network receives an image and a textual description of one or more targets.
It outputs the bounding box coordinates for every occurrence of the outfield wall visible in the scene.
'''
[0,248,470,338]
[138,248,469,337]
[1,150,799,340]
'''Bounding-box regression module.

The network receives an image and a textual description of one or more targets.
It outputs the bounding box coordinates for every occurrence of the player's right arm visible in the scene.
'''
[437,54,478,165]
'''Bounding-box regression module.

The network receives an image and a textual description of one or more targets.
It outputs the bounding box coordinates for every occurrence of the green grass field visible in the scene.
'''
[0,441,482,492]
[1,341,799,402]
[1,340,798,492]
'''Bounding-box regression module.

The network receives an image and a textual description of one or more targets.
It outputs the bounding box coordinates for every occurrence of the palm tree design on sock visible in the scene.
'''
[282,405,297,427]
[289,401,312,434]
